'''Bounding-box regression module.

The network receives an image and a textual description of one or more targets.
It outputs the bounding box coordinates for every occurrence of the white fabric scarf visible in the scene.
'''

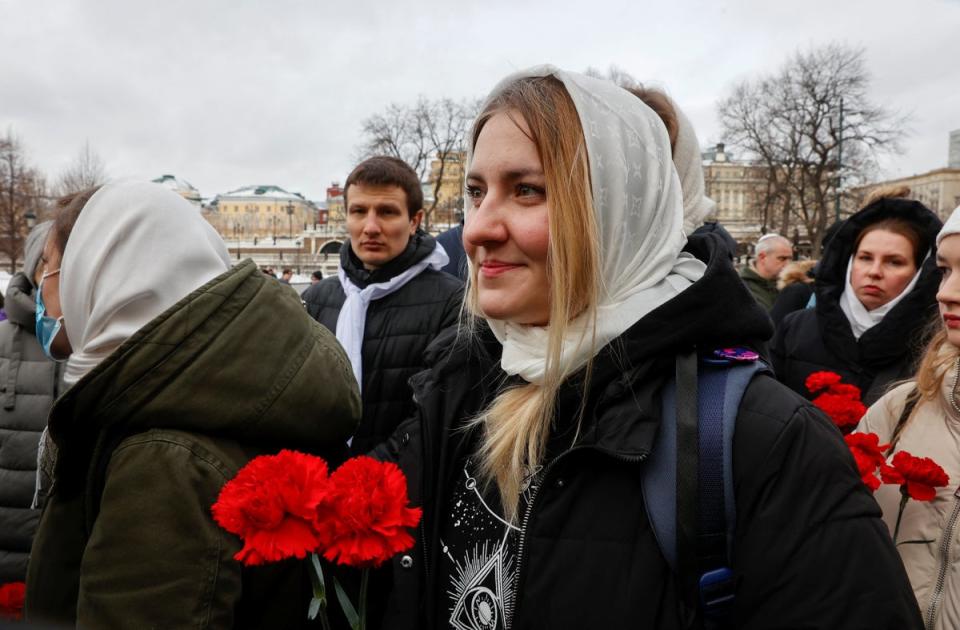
[335,242,448,389]
[60,181,232,385]
[937,204,960,247]
[839,255,923,340]
[474,67,707,384]
[671,97,717,236]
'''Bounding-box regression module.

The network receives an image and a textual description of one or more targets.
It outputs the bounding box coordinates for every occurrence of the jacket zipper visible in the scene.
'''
[510,449,648,627]
[924,487,960,630]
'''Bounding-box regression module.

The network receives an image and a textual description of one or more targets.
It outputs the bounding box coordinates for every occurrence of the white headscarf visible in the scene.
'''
[937,205,960,246]
[59,181,232,385]
[670,98,716,235]
[839,255,923,340]
[473,66,706,384]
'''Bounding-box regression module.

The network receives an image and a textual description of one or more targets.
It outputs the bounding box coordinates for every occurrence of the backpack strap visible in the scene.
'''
[643,350,768,628]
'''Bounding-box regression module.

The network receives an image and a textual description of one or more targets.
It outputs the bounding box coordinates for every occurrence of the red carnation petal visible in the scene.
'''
[905,481,938,502]
[212,450,333,566]
[322,456,422,568]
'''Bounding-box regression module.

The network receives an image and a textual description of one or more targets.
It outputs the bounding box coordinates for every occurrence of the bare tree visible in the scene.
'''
[0,129,47,272]
[718,44,907,251]
[584,64,639,88]
[55,140,107,196]
[358,96,478,229]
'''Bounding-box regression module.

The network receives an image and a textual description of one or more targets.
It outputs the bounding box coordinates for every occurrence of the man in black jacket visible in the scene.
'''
[302,156,463,454]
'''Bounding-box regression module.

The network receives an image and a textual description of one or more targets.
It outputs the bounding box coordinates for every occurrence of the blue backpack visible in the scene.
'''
[642,350,769,629]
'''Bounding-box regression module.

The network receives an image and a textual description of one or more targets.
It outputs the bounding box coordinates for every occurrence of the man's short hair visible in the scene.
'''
[282,268,292,276]
[344,156,423,218]
[311,270,323,281]
[756,233,791,256]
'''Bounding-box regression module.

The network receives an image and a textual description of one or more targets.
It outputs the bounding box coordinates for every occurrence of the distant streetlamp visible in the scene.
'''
[24,210,36,230]
[286,202,295,238]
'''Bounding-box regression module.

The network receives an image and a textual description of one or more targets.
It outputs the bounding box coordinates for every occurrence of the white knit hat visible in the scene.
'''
[936,205,960,246]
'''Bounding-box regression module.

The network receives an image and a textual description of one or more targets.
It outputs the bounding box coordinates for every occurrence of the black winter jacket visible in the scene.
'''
[772,199,942,405]
[0,272,61,582]
[372,233,922,629]
[302,232,463,454]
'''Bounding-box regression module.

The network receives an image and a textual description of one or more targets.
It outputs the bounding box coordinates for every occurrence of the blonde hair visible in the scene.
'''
[776,259,816,291]
[887,317,956,451]
[465,76,600,521]
[862,184,911,208]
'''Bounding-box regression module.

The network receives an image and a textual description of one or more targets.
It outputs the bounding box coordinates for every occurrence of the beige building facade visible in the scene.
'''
[425,151,466,228]
[206,185,317,240]
[853,168,960,220]
[701,144,769,250]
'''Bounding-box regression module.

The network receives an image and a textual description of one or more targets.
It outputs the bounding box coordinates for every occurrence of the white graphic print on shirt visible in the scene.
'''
[441,461,541,630]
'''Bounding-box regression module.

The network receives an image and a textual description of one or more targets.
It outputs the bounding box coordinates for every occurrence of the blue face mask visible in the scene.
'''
[35,269,67,362]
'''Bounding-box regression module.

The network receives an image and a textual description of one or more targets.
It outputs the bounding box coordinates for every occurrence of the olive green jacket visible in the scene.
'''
[739,264,779,311]
[25,260,360,629]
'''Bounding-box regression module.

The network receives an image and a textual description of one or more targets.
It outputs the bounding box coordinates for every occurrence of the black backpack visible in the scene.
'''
[643,350,769,629]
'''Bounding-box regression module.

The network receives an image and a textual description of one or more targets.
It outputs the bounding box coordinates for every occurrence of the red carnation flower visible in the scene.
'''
[880,463,904,485]
[891,451,950,501]
[805,371,843,394]
[813,392,867,430]
[212,450,333,566]
[0,582,25,621]
[322,456,422,568]
[828,383,863,400]
[845,432,891,491]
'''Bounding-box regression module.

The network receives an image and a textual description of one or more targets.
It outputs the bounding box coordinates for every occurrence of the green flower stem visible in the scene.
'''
[893,490,910,544]
[308,553,332,630]
[359,568,370,630]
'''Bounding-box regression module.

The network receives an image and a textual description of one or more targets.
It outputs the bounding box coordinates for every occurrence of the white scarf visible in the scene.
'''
[335,242,448,389]
[60,181,232,385]
[671,97,717,236]
[475,67,707,385]
[839,255,923,340]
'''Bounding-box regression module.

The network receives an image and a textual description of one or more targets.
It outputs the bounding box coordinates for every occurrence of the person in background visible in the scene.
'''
[856,204,960,630]
[772,195,941,405]
[740,233,793,310]
[769,219,846,328]
[280,268,293,284]
[769,259,817,329]
[311,269,323,285]
[301,156,462,455]
[436,220,466,281]
[25,182,359,628]
[0,221,62,585]
[373,66,920,630]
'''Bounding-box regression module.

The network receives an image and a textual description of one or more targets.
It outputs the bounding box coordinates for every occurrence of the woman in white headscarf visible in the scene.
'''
[772,194,942,406]
[25,182,359,628]
[370,67,920,629]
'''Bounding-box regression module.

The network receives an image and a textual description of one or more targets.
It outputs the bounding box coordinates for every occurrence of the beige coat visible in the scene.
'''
[859,371,960,630]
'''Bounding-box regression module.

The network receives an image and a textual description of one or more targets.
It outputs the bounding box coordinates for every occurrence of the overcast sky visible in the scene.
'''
[2,0,958,201]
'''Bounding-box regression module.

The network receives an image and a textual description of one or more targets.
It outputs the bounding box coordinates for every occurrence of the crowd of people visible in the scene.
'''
[1,65,958,629]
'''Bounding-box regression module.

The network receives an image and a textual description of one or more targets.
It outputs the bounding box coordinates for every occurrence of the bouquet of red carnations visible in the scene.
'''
[805,371,868,434]
[211,451,420,630]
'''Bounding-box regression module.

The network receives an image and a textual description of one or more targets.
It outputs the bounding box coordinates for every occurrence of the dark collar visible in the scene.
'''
[340,230,437,288]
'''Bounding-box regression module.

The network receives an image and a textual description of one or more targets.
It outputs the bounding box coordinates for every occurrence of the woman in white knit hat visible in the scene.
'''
[857,204,960,630]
